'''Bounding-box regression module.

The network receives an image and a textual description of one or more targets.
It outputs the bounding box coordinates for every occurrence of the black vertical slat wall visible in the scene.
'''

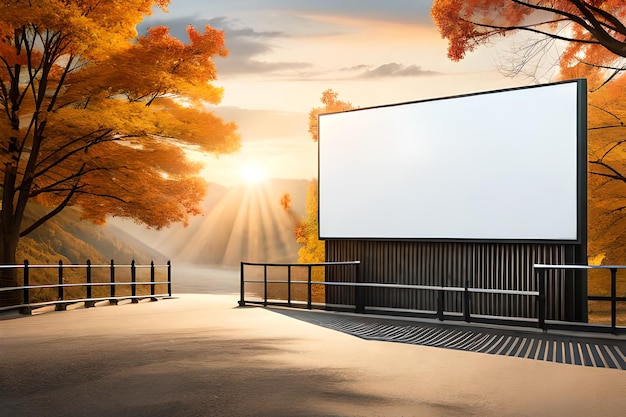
[325,240,572,320]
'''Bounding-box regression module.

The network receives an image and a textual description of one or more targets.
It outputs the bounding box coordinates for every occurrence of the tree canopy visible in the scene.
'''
[0,1,239,297]
[432,0,626,264]
[294,90,354,264]
[431,0,626,83]
[586,74,626,263]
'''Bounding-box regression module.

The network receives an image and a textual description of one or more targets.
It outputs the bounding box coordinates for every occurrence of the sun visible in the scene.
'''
[239,163,267,185]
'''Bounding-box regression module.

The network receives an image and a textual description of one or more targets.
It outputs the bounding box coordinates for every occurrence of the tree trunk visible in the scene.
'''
[0,234,20,307]
[0,163,21,307]
[0,250,19,307]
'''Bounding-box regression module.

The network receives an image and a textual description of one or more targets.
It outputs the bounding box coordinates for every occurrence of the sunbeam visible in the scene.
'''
[170,181,302,266]
[109,179,308,267]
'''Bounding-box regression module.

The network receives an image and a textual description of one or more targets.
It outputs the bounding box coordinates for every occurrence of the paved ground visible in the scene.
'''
[2,265,626,417]
[277,309,626,370]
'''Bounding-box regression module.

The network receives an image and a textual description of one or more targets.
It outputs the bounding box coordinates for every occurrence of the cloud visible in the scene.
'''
[359,63,440,78]
[139,16,314,77]
[341,64,370,72]
[212,0,435,26]
[139,16,285,40]
[217,58,312,76]
[207,16,285,39]
[138,5,440,80]
[261,63,443,83]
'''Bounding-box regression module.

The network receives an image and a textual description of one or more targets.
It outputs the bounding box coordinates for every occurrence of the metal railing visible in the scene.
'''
[535,264,626,334]
[0,259,171,314]
[240,261,626,335]
[239,260,538,322]
[239,261,361,309]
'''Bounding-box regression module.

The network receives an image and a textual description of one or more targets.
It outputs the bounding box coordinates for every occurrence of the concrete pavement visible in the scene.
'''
[1,266,626,416]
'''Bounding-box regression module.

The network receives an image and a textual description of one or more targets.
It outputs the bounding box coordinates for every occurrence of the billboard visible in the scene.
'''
[318,79,587,242]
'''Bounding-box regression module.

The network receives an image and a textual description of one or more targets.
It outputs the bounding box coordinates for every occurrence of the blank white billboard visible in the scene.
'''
[318,80,585,241]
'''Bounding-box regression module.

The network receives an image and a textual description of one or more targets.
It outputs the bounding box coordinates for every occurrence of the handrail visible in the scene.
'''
[535,264,626,270]
[0,259,172,314]
[241,261,361,267]
[0,281,171,291]
[241,261,626,335]
[240,279,537,295]
[0,263,171,269]
[239,261,538,322]
[534,264,626,334]
[240,261,362,310]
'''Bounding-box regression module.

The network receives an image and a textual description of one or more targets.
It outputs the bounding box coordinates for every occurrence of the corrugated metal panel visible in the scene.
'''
[325,241,572,320]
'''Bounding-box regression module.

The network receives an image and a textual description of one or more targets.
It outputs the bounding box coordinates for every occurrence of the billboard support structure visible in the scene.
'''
[318,79,588,322]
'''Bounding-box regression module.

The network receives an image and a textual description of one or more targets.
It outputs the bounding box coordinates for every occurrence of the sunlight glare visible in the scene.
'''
[239,163,267,185]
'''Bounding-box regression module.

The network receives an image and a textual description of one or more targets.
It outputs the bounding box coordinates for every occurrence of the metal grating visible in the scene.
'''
[276,309,626,370]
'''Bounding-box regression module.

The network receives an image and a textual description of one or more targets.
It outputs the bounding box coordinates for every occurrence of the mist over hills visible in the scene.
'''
[18,179,309,267]
[19,204,166,265]
[109,179,309,266]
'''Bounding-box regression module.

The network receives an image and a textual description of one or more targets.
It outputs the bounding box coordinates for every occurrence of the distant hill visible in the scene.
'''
[18,204,167,265]
[17,178,309,267]
[110,179,310,266]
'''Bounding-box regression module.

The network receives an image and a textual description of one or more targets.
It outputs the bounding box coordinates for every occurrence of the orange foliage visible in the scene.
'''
[432,0,626,264]
[308,89,355,142]
[586,74,626,263]
[280,193,292,211]
[431,0,626,76]
[294,180,325,263]
[0,1,239,267]
[295,91,355,263]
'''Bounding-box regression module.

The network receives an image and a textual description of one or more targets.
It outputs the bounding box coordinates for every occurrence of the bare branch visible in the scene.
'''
[588,125,625,131]
[20,184,77,237]
[590,159,626,182]
[577,0,626,35]
[589,104,625,126]
[30,166,112,197]
[590,66,626,92]
[34,129,116,178]
[467,19,600,46]
[609,205,626,215]
[567,0,626,55]
[512,0,621,42]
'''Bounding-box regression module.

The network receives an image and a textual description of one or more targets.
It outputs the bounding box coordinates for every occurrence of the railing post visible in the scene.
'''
[55,260,66,311]
[263,264,268,306]
[167,260,172,297]
[20,260,31,315]
[109,259,118,305]
[611,268,617,334]
[307,265,312,309]
[239,262,245,306]
[463,277,471,322]
[150,261,157,301]
[85,259,95,308]
[355,263,364,314]
[287,265,292,307]
[131,260,138,303]
[537,268,546,331]
[437,289,444,321]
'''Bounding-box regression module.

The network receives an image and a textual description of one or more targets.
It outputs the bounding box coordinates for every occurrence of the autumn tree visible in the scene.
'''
[586,74,626,263]
[432,1,626,264]
[0,0,239,302]
[294,90,354,263]
[294,180,323,263]
[431,0,626,84]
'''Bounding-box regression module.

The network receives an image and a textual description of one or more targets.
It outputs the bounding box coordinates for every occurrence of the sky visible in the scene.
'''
[140,0,537,187]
